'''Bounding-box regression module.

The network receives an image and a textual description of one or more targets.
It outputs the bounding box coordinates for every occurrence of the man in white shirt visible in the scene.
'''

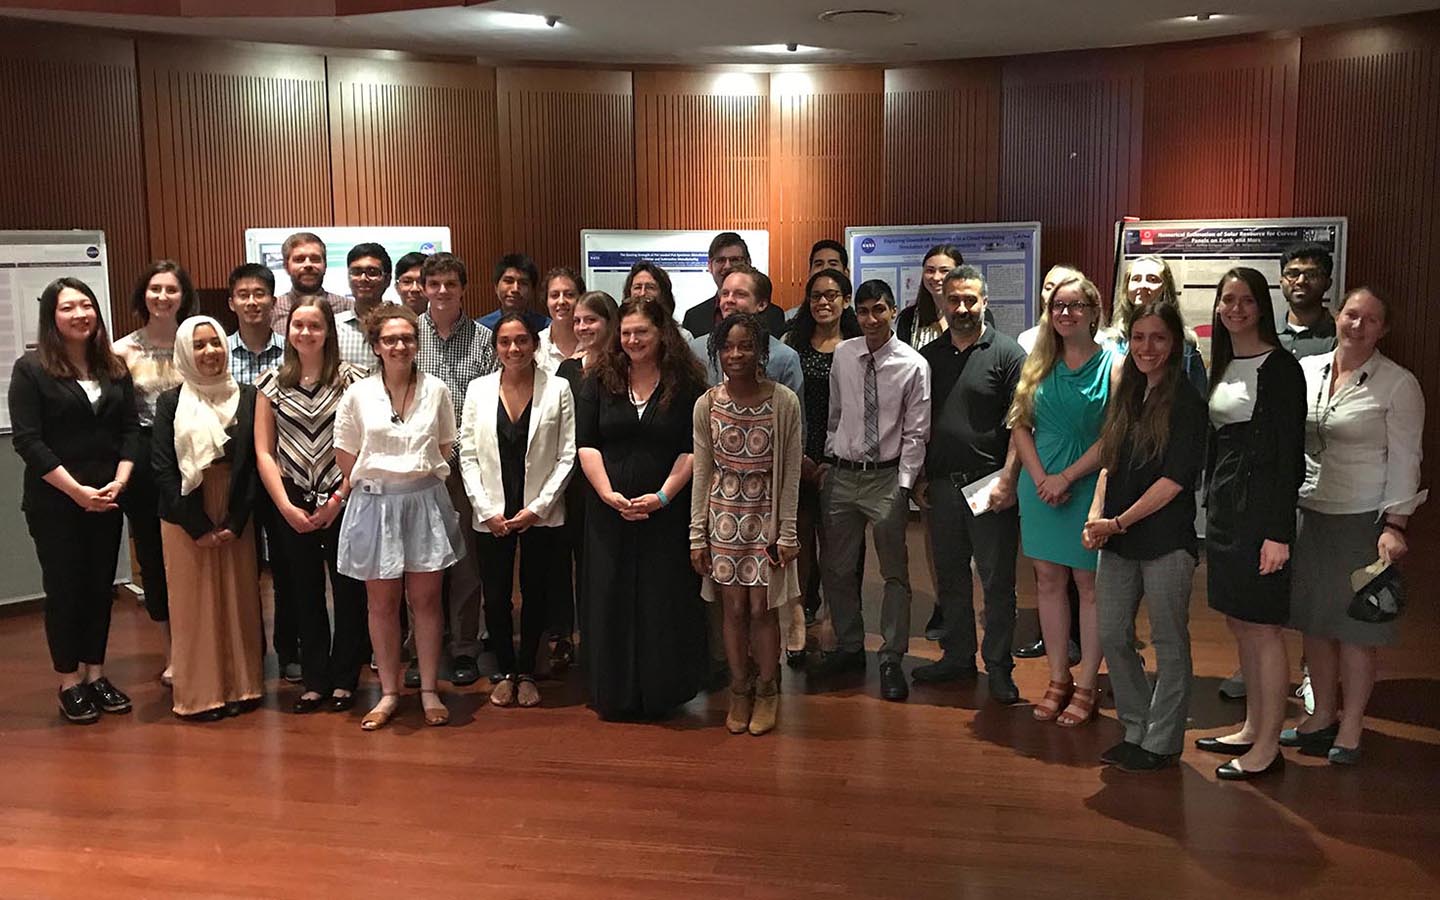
[336,242,392,372]
[811,281,931,701]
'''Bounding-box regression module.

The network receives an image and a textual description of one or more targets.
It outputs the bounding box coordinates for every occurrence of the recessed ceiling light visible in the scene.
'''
[753,43,822,54]
[818,9,902,25]
[1190,12,1219,21]
[486,12,561,30]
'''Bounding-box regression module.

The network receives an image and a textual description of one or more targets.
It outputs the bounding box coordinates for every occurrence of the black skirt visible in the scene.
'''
[1206,422,1292,624]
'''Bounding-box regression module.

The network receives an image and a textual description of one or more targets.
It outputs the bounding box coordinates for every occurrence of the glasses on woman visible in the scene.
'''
[379,334,417,348]
[808,290,844,303]
[1050,301,1094,315]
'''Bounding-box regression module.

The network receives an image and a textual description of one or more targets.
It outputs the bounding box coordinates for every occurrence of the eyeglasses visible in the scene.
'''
[378,335,417,348]
[1049,301,1095,315]
[349,266,386,280]
[397,275,421,289]
[712,254,748,267]
[808,290,844,303]
[1282,268,1325,283]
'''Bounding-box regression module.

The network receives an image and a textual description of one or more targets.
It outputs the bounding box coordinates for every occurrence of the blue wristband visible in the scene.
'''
[656,489,670,507]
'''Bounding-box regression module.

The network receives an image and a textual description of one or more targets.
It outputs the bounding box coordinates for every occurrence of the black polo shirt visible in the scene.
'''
[1101,381,1208,560]
[920,325,1026,479]
[1279,309,1337,359]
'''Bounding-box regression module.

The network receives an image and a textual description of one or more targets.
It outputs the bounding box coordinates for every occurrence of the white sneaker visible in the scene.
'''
[1296,667,1315,715]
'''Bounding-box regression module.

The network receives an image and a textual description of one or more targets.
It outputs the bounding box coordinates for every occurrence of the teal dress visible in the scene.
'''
[1016,347,1114,570]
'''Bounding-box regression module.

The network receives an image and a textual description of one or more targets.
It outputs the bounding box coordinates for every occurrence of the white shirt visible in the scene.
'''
[535,327,573,374]
[1299,350,1426,517]
[334,372,456,485]
[825,332,932,489]
[1017,325,1040,354]
[1209,352,1269,427]
[76,378,102,408]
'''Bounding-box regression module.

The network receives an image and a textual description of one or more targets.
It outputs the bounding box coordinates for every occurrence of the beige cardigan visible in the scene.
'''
[689,382,803,610]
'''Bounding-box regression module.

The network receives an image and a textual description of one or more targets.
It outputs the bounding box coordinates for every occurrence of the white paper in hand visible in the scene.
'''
[961,469,1005,516]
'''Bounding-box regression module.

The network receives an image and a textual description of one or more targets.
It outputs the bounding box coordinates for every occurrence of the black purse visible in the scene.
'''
[1347,559,1405,624]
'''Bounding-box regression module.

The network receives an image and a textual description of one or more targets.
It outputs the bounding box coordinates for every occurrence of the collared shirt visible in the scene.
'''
[271,290,353,335]
[1300,350,1426,517]
[227,330,286,386]
[333,371,456,484]
[535,326,574,374]
[688,333,805,400]
[335,309,378,374]
[1279,309,1338,359]
[921,326,1026,478]
[825,332,931,489]
[477,308,549,333]
[416,312,498,431]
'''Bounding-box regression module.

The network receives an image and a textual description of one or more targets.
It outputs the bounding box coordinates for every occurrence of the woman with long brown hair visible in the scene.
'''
[577,296,709,720]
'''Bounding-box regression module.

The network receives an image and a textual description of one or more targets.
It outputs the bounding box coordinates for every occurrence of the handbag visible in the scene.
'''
[1347,558,1405,624]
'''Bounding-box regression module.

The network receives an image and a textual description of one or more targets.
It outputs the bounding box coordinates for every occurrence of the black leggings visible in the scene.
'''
[122,428,169,623]
[477,526,570,675]
[26,500,124,673]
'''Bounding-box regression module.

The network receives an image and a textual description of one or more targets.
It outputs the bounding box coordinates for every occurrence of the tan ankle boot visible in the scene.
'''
[748,679,778,735]
[725,680,754,734]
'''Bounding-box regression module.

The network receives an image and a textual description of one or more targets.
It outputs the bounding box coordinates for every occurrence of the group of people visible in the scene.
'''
[10,229,1424,773]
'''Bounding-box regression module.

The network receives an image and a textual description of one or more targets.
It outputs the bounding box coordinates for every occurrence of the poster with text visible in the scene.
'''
[582,230,770,318]
[244,226,451,301]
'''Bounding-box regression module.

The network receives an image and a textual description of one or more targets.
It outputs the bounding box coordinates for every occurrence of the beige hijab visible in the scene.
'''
[173,316,240,496]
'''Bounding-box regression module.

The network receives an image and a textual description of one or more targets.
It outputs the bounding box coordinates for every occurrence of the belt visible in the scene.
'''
[827,456,900,471]
[351,476,440,496]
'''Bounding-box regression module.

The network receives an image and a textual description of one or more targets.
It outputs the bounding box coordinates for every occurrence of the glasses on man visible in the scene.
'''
[1282,267,1324,283]
[378,334,417,348]
[1050,301,1094,315]
[808,290,844,303]
[397,275,421,289]
[712,254,748,267]
[349,266,386,280]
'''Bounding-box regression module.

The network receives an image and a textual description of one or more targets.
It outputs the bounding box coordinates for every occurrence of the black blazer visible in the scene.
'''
[8,351,139,512]
[682,295,718,338]
[151,384,260,540]
[1204,348,1307,544]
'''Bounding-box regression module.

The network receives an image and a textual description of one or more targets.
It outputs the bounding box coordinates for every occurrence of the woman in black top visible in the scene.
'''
[9,277,138,724]
[577,297,708,720]
[1083,301,1207,773]
[895,244,962,350]
[783,268,861,631]
[1196,268,1306,779]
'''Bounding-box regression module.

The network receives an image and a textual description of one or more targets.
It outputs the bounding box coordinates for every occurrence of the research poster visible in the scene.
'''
[582,230,770,318]
[1115,217,1348,361]
[244,226,451,300]
[0,230,111,432]
[845,222,1043,336]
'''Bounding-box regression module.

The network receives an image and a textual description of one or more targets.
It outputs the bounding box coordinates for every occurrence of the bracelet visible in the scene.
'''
[656,489,670,507]
[1113,516,1126,533]
[1383,521,1407,535]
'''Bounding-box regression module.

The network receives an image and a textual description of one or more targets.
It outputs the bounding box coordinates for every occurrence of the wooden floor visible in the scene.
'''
[1,523,1438,899]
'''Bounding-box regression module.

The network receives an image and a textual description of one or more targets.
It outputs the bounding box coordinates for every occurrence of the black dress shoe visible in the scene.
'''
[1217,754,1284,781]
[987,670,1021,705]
[1067,640,1082,667]
[923,607,945,642]
[911,656,979,684]
[1195,736,1254,755]
[58,685,100,724]
[292,694,325,714]
[1100,741,1140,766]
[1281,722,1339,756]
[179,707,227,722]
[328,693,356,712]
[1115,747,1178,773]
[1012,638,1046,659]
[784,649,808,669]
[232,698,262,714]
[879,661,909,702]
[223,702,242,717]
[449,655,480,687]
[811,649,867,678]
[403,662,422,689]
[85,677,132,714]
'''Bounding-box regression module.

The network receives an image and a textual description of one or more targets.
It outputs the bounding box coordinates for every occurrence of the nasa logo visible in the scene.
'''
[86,246,99,259]
[860,238,876,253]
[420,242,437,253]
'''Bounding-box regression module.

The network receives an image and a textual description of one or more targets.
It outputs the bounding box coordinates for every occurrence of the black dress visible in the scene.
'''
[1204,350,1307,624]
[577,375,705,720]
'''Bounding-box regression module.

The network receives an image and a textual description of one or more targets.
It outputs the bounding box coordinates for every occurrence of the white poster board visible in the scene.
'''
[0,230,112,432]
[581,230,770,318]
[1115,218,1348,361]
[845,222,1043,336]
[244,226,451,301]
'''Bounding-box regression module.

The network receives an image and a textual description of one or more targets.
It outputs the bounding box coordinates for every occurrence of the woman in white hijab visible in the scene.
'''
[152,316,264,721]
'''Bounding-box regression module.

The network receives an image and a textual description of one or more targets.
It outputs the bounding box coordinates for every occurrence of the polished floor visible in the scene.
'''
[0,524,1437,899]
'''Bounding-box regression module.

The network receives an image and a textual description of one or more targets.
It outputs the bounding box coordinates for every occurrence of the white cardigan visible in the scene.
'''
[459,366,576,532]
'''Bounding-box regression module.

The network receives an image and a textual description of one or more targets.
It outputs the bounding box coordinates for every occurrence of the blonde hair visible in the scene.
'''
[1007,275,1102,429]
[1110,254,1179,334]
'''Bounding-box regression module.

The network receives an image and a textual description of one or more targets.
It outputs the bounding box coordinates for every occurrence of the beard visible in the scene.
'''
[949,312,980,334]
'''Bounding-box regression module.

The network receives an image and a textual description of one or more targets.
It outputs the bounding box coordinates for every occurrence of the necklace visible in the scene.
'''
[385,368,416,424]
[628,368,658,405]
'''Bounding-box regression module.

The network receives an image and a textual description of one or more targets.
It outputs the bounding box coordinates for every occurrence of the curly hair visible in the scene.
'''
[594,297,706,409]
[364,302,419,350]
[708,313,770,380]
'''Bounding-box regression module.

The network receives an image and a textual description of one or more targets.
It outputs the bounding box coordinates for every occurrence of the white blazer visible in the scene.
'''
[459,365,576,532]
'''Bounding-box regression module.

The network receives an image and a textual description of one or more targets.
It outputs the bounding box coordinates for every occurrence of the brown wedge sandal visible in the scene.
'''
[1032,679,1074,722]
[1056,685,1099,727]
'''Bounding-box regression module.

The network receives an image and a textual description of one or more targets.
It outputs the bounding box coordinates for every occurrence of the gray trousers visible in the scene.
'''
[1096,547,1196,755]
[444,466,484,659]
[821,466,911,663]
[927,474,1020,673]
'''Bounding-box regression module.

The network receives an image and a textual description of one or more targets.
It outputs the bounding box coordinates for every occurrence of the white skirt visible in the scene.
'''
[337,476,465,581]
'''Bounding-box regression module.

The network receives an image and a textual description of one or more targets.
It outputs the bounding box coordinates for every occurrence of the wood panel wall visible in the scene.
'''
[0,24,148,334]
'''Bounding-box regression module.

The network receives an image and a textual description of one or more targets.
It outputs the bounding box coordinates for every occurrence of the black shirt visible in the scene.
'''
[920,326,1026,479]
[1278,309,1337,359]
[1102,380,1207,560]
[497,398,532,519]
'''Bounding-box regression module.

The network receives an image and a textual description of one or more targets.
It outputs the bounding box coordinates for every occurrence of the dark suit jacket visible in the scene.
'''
[152,384,260,540]
[8,351,139,512]
[683,295,787,339]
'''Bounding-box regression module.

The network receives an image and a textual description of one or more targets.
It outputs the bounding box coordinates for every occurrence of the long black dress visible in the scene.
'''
[577,375,705,720]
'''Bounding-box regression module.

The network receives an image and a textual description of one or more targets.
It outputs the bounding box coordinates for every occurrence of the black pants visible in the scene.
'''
[121,428,169,623]
[267,483,369,693]
[477,525,569,675]
[26,499,124,673]
[927,473,1021,673]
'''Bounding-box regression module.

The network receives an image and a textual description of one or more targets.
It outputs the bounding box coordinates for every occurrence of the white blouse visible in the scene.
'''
[535,328,572,374]
[1299,350,1427,517]
[334,371,457,485]
[1209,352,1269,427]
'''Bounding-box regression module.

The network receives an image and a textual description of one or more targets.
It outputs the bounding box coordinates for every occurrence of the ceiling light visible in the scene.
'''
[1190,12,1218,21]
[486,12,561,30]
[753,44,821,54]
[818,9,902,25]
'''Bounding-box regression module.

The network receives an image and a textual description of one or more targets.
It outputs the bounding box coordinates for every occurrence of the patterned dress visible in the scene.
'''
[707,386,775,587]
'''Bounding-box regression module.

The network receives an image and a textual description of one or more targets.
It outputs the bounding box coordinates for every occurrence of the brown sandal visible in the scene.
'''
[361,694,399,731]
[1056,686,1099,727]
[421,690,450,727]
[1033,679,1074,722]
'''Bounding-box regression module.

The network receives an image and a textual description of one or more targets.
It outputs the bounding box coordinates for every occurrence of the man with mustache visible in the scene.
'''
[270,232,353,334]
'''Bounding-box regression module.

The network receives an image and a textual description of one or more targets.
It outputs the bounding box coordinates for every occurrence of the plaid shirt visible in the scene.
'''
[335,309,378,374]
[416,312,498,431]
[271,290,353,335]
[228,330,286,386]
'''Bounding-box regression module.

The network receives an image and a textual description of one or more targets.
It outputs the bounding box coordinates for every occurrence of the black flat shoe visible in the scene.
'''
[911,656,979,684]
[449,655,480,687]
[1012,638,1046,659]
[85,677,132,714]
[1283,722,1341,756]
[987,670,1021,705]
[233,698,262,714]
[811,649,867,678]
[1195,736,1254,755]
[1217,754,1285,781]
[179,707,227,723]
[784,649,808,669]
[1115,747,1179,773]
[328,693,356,712]
[923,607,945,642]
[223,702,243,717]
[292,694,325,714]
[58,685,100,724]
[1100,741,1140,766]
[879,661,909,702]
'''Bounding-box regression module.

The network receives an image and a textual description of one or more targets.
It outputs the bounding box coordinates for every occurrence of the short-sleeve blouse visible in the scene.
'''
[333,371,456,485]
[255,362,367,495]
